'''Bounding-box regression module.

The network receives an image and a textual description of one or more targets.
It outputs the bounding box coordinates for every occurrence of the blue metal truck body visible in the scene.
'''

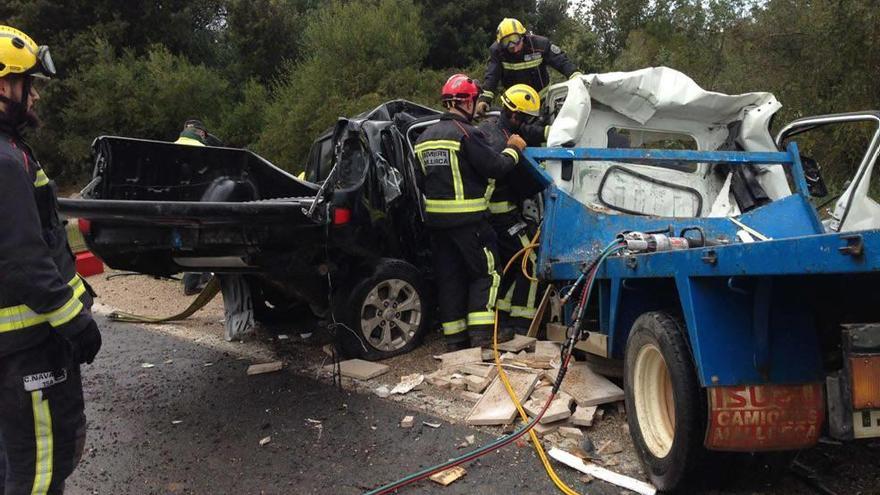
[523,145,880,388]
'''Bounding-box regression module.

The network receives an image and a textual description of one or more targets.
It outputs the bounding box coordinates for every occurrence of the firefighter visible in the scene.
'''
[173,119,220,295]
[476,18,581,115]
[478,84,546,335]
[415,74,526,350]
[0,26,102,494]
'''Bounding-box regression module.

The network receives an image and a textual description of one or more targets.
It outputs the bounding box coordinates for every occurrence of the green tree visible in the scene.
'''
[257,0,444,171]
[55,42,231,178]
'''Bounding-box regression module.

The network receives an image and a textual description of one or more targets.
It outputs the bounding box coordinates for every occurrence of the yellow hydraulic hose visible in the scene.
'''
[493,231,583,495]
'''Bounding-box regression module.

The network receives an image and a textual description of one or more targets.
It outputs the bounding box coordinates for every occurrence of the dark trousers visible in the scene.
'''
[490,211,540,332]
[0,336,86,495]
[429,220,501,344]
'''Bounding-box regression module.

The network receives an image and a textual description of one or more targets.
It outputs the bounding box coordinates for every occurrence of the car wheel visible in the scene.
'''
[625,311,706,493]
[335,259,430,361]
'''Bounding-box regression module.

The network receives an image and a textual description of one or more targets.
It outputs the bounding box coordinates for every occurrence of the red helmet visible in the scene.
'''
[441,73,481,102]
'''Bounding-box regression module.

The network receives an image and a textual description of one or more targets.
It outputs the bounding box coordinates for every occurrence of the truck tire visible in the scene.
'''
[334,259,431,361]
[624,311,706,493]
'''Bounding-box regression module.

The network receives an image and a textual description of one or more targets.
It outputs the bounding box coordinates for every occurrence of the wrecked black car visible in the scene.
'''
[60,100,442,360]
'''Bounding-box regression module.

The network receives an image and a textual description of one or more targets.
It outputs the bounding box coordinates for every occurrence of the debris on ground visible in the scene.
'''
[465,372,539,426]
[549,363,624,406]
[596,439,624,455]
[459,391,482,402]
[389,373,425,395]
[374,385,391,398]
[246,361,283,375]
[438,347,483,369]
[429,466,467,486]
[259,436,272,446]
[548,448,657,495]
[324,359,390,380]
[400,415,415,428]
[141,363,155,368]
[423,421,441,428]
[571,405,598,427]
[495,335,537,353]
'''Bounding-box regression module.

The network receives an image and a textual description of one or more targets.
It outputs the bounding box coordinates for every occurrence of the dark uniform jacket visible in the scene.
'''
[478,113,547,213]
[481,34,578,103]
[0,126,94,358]
[414,113,519,229]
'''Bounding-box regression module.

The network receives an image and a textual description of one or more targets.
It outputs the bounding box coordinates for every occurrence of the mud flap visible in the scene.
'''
[219,275,255,341]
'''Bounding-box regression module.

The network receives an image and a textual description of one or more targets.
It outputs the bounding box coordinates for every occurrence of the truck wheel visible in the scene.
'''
[335,259,430,361]
[625,311,706,493]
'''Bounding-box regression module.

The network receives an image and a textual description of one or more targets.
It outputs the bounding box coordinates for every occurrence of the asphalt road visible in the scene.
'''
[64,315,880,495]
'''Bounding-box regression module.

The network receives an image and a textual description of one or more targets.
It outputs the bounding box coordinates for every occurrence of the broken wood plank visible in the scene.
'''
[571,405,598,427]
[459,391,483,402]
[439,347,483,369]
[540,395,574,424]
[534,340,561,358]
[465,371,539,426]
[527,285,553,338]
[496,335,537,353]
[550,363,624,407]
[323,359,390,380]
[429,466,467,486]
[459,363,497,379]
[465,375,491,393]
[548,448,657,495]
[246,361,283,375]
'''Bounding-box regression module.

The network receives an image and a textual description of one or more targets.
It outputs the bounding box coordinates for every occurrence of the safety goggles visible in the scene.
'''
[502,34,523,49]
[29,45,56,78]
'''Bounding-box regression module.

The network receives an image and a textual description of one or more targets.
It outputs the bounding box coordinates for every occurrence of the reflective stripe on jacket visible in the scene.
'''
[414,113,519,228]
[0,130,94,357]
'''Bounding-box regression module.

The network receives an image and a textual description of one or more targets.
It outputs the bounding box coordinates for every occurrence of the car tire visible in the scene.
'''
[624,311,706,493]
[334,258,431,361]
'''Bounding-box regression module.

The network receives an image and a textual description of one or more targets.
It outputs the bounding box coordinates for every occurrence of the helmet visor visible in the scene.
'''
[502,34,522,49]
[34,45,55,78]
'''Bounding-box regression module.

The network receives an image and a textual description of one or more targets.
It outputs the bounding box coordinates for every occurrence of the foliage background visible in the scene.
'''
[3,0,879,192]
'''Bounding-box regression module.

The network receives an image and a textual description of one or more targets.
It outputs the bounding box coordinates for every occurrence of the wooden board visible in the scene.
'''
[465,371,539,426]
[247,361,283,375]
[438,347,483,369]
[551,363,624,407]
[429,466,467,486]
[527,285,554,338]
[496,335,537,353]
[323,359,389,380]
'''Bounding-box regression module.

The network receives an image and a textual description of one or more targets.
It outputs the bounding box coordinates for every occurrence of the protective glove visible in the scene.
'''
[476,101,490,116]
[69,319,102,364]
[507,134,527,153]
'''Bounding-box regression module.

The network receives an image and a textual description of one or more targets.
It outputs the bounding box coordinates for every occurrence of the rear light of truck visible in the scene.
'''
[332,207,351,225]
[851,355,880,409]
[78,218,91,235]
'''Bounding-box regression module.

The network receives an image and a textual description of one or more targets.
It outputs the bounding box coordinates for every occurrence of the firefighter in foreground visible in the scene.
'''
[478,84,547,335]
[0,26,101,494]
[415,74,526,350]
[476,17,581,115]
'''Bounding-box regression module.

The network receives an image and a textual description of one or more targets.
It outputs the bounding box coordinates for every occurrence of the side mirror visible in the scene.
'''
[800,155,828,198]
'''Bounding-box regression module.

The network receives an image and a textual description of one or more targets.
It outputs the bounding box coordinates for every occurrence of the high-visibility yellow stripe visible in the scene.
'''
[173,136,205,147]
[33,169,49,187]
[442,319,467,336]
[569,71,584,80]
[502,148,519,162]
[482,90,495,99]
[424,198,487,214]
[450,152,464,200]
[511,306,538,319]
[544,125,550,139]
[468,311,496,326]
[414,140,460,153]
[484,179,496,204]
[489,201,517,214]
[496,284,514,312]
[509,233,539,320]
[502,58,543,71]
[0,276,85,333]
[30,391,53,495]
[483,248,500,311]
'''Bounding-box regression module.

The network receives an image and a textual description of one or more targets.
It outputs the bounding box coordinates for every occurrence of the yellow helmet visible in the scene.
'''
[496,18,526,43]
[0,26,55,79]
[501,84,540,116]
